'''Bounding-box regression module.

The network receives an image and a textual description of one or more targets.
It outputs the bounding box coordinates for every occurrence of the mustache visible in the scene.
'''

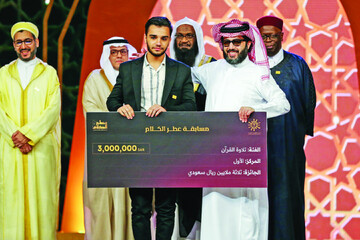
[20,49,31,52]
[179,43,191,47]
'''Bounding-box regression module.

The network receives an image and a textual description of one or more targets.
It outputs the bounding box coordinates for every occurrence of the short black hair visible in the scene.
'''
[145,16,173,35]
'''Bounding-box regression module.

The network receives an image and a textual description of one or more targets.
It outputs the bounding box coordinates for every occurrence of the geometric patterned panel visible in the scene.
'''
[150,0,360,238]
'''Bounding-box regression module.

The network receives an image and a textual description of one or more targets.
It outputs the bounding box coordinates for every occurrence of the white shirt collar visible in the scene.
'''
[17,57,38,68]
[268,48,284,68]
[144,52,166,69]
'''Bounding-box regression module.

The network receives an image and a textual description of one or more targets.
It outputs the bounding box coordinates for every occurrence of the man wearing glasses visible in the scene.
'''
[82,36,138,240]
[191,19,290,239]
[170,17,216,111]
[0,22,61,239]
[256,15,316,240]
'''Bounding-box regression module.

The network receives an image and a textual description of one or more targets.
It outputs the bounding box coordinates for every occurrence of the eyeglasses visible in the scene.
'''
[222,39,246,47]
[175,34,196,40]
[261,33,281,41]
[110,49,128,56]
[14,38,34,47]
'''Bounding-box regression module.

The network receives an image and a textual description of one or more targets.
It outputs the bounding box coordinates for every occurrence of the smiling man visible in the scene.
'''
[170,17,216,112]
[191,19,290,240]
[256,15,316,240]
[107,17,196,240]
[0,22,61,239]
[82,36,137,240]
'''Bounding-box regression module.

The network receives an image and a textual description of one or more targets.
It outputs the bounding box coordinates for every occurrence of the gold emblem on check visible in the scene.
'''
[248,119,261,132]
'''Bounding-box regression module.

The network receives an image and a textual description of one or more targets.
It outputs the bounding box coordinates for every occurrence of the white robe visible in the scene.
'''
[192,57,290,240]
[82,69,133,240]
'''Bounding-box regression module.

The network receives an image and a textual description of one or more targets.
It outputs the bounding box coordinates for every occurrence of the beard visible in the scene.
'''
[147,42,167,57]
[174,41,199,67]
[223,46,248,65]
[17,47,37,62]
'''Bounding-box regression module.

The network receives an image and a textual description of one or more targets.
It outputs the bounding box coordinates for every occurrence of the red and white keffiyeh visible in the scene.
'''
[212,19,270,80]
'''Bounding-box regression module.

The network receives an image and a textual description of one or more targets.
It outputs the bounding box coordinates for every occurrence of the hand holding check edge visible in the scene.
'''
[238,106,255,123]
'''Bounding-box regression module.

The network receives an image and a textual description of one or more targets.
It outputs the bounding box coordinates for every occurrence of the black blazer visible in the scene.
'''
[107,55,196,112]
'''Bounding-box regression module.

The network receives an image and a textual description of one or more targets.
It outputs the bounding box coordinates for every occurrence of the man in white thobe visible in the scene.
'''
[191,19,290,240]
[82,36,137,240]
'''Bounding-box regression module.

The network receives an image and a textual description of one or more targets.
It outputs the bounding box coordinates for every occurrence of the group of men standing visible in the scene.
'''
[0,13,315,240]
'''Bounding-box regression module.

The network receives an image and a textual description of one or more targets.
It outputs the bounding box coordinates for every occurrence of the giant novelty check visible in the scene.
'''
[87,112,267,188]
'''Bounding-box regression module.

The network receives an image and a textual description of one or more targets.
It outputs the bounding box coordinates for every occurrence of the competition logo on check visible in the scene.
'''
[248,119,261,132]
[92,120,108,131]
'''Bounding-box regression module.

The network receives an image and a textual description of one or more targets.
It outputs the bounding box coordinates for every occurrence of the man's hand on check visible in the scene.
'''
[117,104,135,119]
[146,104,166,117]
[238,106,255,123]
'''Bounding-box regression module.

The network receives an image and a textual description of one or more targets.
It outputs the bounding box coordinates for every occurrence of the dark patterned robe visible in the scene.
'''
[267,50,316,240]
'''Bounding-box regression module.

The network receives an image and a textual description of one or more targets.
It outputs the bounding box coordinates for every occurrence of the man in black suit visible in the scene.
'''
[107,16,196,240]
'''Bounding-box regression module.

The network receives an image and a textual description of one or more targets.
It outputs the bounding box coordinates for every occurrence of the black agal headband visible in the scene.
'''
[103,39,129,46]
[220,23,250,33]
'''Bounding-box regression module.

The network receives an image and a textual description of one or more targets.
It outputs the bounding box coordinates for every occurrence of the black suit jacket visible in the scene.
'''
[107,55,196,112]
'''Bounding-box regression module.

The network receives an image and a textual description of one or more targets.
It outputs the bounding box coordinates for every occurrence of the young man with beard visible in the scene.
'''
[170,17,216,111]
[0,22,61,239]
[107,17,196,240]
[83,36,138,240]
[256,15,316,240]
[191,19,290,239]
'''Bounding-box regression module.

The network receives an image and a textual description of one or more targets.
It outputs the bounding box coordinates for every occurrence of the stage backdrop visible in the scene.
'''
[63,0,360,239]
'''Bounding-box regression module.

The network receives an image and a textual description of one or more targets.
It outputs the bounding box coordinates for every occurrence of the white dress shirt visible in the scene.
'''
[140,53,166,112]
